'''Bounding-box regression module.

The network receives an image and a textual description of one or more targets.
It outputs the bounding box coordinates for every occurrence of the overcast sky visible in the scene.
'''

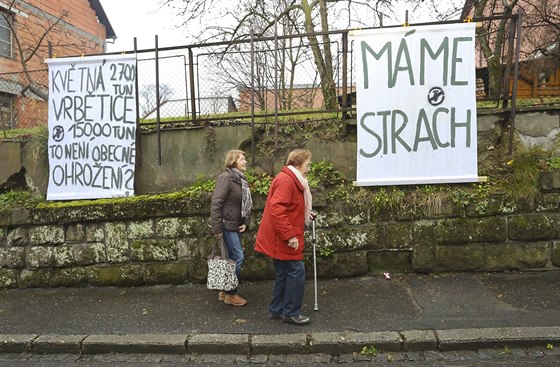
[98,0,190,52]
[97,0,449,53]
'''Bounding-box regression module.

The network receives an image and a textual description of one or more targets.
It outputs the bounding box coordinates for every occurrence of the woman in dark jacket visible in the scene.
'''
[255,149,314,324]
[210,150,252,306]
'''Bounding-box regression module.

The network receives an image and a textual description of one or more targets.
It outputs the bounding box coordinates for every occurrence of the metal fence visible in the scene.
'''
[128,34,353,126]
[4,13,554,152]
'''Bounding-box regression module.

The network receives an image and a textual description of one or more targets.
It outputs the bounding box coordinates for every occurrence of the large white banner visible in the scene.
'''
[46,54,137,200]
[352,23,479,186]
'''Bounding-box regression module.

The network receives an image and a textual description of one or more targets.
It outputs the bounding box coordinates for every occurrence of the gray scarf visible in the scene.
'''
[232,168,252,218]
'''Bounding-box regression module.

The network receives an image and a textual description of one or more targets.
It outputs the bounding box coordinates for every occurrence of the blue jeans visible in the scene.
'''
[222,229,244,295]
[269,260,306,317]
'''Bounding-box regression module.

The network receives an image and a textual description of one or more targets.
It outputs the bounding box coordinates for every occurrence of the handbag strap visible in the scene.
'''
[212,237,230,260]
[220,240,229,259]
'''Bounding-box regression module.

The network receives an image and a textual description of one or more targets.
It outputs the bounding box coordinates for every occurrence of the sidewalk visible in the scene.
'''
[0,271,559,356]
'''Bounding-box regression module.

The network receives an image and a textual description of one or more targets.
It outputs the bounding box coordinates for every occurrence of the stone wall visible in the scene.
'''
[1,185,559,288]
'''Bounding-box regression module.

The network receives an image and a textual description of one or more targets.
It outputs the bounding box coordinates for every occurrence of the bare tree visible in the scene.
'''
[403,0,521,98]
[139,83,174,118]
[200,0,317,112]
[519,0,560,81]
[1,1,68,100]
[472,0,519,98]
[407,0,560,100]
[163,0,395,109]
[460,0,559,98]
[2,0,102,101]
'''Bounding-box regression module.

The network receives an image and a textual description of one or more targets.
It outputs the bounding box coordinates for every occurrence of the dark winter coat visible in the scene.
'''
[254,166,306,261]
[210,168,250,235]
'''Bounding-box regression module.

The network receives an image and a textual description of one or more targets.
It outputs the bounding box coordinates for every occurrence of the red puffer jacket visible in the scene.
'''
[255,166,305,261]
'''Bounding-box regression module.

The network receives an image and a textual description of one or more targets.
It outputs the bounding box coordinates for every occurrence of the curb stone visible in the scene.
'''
[1,327,559,356]
[82,334,188,354]
[0,335,37,353]
[188,334,249,355]
[251,333,308,355]
[401,330,438,351]
[33,335,87,354]
[309,331,402,354]
[436,326,560,351]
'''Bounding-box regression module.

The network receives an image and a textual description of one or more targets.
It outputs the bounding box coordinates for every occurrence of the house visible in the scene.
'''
[237,84,356,112]
[0,0,116,129]
[460,0,560,99]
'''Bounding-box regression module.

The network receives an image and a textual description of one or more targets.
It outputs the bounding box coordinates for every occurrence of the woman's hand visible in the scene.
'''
[239,224,247,233]
[288,237,299,250]
[309,210,317,222]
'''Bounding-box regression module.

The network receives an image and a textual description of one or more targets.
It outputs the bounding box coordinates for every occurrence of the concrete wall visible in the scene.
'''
[0,108,559,196]
[134,125,252,193]
[0,141,22,185]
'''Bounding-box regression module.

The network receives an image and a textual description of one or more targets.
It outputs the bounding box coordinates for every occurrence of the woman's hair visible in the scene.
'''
[224,149,246,168]
[286,149,312,167]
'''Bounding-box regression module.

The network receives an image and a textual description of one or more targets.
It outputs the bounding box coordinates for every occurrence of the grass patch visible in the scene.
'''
[499,147,547,203]
[0,189,43,213]
[1,126,46,140]
[139,109,342,128]
[477,96,560,109]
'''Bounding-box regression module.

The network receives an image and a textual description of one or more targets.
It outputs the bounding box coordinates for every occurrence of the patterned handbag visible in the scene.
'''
[206,238,238,291]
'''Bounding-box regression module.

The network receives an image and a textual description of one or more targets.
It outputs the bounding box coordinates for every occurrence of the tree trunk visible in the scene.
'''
[301,0,337,109]
[474,0,517,98]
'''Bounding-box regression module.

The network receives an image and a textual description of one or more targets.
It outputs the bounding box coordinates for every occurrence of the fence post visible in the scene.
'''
[273,16,279,159]
[341,31,348,136]
[502,16,516,109]
[155,35,162,166]
[250,27,255,165]
[134,37,142,168]
[188,48,197,122]
[508,11,523,156]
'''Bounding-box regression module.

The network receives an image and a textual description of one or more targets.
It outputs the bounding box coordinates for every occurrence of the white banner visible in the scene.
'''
[45,54,137,200]
[352,23,479,186]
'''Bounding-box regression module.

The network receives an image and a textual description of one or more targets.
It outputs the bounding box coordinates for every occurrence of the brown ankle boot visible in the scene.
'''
[224,294,247,306]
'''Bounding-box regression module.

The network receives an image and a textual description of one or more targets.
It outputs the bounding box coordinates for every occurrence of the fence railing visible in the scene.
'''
[3,14,557,156]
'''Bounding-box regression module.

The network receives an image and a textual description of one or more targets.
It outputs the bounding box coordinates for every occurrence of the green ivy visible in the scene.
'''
[308,161,347,189]
[547,157,560,170]
[308,161,355,203]
[246,171,273,195]
[318,245,335,257]
[451,189,472,215]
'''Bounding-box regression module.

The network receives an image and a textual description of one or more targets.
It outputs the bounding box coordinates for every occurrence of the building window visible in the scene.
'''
[0,11,12,58]
[0,92,15,129]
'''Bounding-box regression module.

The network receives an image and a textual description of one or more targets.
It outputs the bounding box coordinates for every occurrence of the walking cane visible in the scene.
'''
[312,217,319,311]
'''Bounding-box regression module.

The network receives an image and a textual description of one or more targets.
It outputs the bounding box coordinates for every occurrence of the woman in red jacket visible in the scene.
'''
[255,149,314,325]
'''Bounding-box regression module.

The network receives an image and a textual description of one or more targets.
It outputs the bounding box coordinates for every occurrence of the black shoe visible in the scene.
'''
[282,314,310,325]
[269,312,281,320]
